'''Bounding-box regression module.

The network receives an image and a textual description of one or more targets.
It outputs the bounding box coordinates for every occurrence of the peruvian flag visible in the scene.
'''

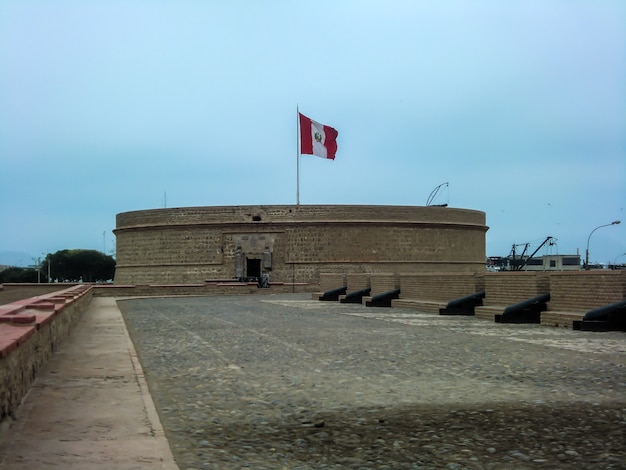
[299,113,338,160]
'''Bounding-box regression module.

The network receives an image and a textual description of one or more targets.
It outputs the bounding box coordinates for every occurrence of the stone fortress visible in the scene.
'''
[113,205,488,285]
[2,203,623,438]
[1,206,624,468]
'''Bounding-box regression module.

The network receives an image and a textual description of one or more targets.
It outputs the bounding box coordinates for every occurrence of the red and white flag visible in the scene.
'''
[299,113,338,160]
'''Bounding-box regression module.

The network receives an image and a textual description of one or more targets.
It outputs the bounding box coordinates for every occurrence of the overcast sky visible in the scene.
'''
[1,1,624,267]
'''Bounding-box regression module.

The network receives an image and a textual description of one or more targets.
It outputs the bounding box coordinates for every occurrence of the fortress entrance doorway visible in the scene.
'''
[246,258,261,279]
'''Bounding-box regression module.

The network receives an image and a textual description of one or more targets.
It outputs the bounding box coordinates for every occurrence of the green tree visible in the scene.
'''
[0,267,40,283]
[43,249,115,282]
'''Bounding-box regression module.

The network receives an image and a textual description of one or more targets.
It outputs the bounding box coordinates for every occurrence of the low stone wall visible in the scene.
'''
[369,273,400,295]
[318,273,346,293]
[311,273,347,300]
[474,272,550,321]
[361,273,400,306]
[0,285,93,422]
[313,270,624,329]
[480,272,550,305]
[345,273,371,292]
[541,270,626,328]
[392,272,484,313]
[337,273,372,302]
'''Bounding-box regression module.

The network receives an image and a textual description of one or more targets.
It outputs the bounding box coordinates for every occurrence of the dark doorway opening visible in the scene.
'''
[246,258,261,280]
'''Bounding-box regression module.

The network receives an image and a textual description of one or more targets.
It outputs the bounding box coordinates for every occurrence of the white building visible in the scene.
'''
[519,254,581,271]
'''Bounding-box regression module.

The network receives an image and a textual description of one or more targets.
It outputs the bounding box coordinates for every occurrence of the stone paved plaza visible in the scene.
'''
[118,294,626,470]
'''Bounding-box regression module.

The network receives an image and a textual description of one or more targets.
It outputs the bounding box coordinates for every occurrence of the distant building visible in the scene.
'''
[522,254,581,271]
[487,254,581,271]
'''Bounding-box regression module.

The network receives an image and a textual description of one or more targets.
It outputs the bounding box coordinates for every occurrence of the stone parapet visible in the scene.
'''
[547,270,625,313]
[541,270,626,328]
[318,273,346,292]
[0,285,92,422]
[391,272,484,313]
[396,272,483,302]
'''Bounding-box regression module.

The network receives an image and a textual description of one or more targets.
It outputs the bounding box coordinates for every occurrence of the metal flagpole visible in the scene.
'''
[296,105,300,206]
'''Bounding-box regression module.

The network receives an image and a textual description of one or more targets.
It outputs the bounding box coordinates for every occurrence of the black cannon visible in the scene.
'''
[318,286,347,301]
[439,291,485,315]
[573,300,626,331]
[495,293,550,323]
[340,287,371,304]
[366,288,401,307]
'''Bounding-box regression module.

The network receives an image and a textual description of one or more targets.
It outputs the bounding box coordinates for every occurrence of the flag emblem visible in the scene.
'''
[299,113,338,160]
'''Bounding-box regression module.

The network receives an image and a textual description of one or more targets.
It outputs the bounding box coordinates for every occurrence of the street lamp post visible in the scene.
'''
[585,220,621,269]
[44,253,51,283]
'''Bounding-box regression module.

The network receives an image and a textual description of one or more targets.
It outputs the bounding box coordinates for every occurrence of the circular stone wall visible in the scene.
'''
[113,205,487,284]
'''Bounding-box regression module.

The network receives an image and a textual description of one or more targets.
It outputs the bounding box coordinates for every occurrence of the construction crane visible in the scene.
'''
[510,236,555,271]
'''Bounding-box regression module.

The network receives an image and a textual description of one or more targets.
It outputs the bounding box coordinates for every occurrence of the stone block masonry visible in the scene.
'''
[541,270,626,328]
[392,272,484,313]
[114,204,487,285]
[318,273,346,292]
[474,272,550,321]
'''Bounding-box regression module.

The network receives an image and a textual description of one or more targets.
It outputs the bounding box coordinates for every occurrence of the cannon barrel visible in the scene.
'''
[496,293,550,323]
[583,300,626,322]
[341,287,371,303]
[502,293,550,316]
[446,291,485,309]
[367,288,401,307]
[573,300,626,331]
[319,286,347,301]
[371,288,401,303]
[440,291,485,315]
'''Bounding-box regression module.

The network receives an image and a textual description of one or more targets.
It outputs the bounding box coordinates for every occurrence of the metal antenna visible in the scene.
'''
[426,182,449,206]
